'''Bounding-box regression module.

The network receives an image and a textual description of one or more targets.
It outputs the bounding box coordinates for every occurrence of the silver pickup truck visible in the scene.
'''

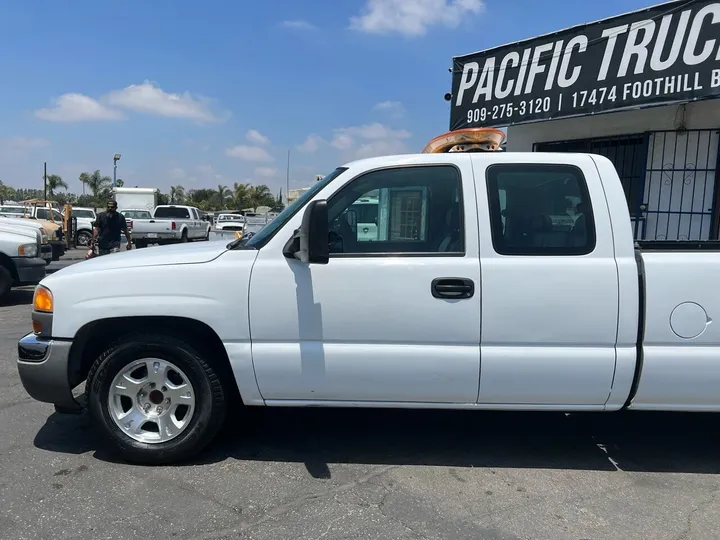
[119,209,175,249]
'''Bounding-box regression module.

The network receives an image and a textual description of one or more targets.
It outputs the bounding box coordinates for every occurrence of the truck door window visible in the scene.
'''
[327,165,464,255]
[486,164,596,256]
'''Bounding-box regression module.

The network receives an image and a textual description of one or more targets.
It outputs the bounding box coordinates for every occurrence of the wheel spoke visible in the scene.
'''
[118,409,146,435]
[165,383,193,404]
[113,373,144,397]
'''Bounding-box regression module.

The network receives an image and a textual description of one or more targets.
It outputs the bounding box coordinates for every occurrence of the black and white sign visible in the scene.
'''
[451,0,720,130]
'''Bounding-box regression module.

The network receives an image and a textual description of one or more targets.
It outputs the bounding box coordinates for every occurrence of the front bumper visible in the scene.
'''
[17,333,80,411]
[11,256,46,285]
[40,244,52,263]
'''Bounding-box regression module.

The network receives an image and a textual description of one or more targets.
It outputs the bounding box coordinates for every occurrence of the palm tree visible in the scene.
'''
[249,184,273,208]
[232,182,250,209]
[82,170,112,198]
[170,185,186,204]
[216,184,230,210]
[45,174,68,197]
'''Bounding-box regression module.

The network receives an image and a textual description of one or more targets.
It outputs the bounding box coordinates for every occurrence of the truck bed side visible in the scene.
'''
[631,249,720,410]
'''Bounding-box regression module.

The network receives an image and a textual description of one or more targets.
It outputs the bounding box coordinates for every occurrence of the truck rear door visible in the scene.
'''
[471,155,620,407]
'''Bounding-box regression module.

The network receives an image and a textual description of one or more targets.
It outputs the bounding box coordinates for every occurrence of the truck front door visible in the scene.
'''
[472,157,620,407]
[248,160,482,404]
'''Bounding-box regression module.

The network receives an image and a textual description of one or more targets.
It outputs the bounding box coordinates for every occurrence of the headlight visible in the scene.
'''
[33,286,54,313]
[18,243,38,258]
[39,227,49,244]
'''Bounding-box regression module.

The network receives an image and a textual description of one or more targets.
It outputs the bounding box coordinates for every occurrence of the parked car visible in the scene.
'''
[0,222,46,301]
[17,151,720,464]
[214,213,245,232]
[118,209,175,249]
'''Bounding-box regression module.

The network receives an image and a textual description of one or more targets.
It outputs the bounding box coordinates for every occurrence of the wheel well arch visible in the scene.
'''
[68,316,241,402]
[0,252,18,281]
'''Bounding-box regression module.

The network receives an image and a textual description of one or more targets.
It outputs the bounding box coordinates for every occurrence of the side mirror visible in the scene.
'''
[285,200,329,264]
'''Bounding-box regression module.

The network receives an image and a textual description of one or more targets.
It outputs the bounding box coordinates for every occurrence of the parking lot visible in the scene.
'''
[0,253,719,540]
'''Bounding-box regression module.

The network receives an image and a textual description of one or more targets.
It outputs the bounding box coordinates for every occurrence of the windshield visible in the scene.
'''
[72,209,95,218]
[218,214,244,221]
[0,206,24,214]
[239,167,347,249]
[154,206,190,219]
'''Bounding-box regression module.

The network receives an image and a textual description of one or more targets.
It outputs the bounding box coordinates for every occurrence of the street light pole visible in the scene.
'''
[113,153,121,199]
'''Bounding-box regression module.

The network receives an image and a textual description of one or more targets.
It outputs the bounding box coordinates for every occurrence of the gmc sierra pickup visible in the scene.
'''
[17,151,720,464]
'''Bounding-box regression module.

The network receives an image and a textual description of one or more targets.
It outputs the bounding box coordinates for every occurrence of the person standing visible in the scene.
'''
[89,200,133,256]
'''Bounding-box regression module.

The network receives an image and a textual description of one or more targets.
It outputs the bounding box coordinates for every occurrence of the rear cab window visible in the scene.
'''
[485,164,596,256]
[154,207,190,219]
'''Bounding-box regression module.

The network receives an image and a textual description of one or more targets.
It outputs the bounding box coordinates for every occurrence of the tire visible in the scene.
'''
[180,230,188,243]
[0,265,12,303]
[204,229,210,241]
[85,334,227,464]
[76,230,92,247]
[135,240,147,249]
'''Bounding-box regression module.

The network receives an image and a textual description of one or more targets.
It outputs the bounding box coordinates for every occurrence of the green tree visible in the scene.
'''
[81,170,112,198]
[232,182,251,210]
[216,184,230,209]
[170,185,185,204]
[0,180,16,204]
[248,184,275,208]
[45,174,68,197]
[116,178,125,187]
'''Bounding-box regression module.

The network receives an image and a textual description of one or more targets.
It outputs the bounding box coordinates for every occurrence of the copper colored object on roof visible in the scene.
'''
[422,128,506,153]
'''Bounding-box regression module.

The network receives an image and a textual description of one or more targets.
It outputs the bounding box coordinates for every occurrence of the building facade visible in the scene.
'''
[451,0,720,242]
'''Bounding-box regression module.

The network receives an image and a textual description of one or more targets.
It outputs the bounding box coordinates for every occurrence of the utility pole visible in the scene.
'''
[43,162,47,201]
[286,149,290,206]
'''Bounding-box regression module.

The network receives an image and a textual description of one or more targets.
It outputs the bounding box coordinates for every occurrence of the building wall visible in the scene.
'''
[507,100,720,152]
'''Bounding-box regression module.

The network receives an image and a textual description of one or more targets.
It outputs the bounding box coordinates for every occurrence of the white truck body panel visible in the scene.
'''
[115,188,158,213]
[24,151,720,414]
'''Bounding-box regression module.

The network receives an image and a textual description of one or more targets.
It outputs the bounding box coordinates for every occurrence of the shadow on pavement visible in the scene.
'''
[0,289,34,307]
[33,407,720,475]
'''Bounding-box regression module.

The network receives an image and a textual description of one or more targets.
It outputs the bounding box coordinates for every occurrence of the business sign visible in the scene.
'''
[451,0,720,130]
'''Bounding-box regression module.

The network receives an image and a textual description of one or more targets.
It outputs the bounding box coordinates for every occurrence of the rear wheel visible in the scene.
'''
[76,230,92,247]
[135,240,147,249]
[180,230,188,243]
[85,334,227,464]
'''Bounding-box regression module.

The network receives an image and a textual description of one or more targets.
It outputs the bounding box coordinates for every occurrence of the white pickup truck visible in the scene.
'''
[0,222,46,301]
[152,205,211,243]
[16,151,720,464]
[118,209,176,249]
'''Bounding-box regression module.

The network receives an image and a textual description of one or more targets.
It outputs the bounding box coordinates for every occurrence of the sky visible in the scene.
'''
[0,0,660,195]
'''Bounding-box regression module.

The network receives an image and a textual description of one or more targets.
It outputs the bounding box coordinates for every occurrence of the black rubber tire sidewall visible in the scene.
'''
[0,266,11,302]
[86,335,225,464]
[180,230,188,243]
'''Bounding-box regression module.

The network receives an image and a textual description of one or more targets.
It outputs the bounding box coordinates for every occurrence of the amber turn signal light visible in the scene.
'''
[33,286,54,313]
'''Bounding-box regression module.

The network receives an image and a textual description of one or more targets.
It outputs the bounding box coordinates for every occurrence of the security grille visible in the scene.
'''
[535,130,720,241]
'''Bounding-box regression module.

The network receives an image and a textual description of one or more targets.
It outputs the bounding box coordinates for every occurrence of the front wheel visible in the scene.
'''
[85,334,227,464]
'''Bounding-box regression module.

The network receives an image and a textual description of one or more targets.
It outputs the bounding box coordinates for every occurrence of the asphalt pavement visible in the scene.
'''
[1,252,719,539]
